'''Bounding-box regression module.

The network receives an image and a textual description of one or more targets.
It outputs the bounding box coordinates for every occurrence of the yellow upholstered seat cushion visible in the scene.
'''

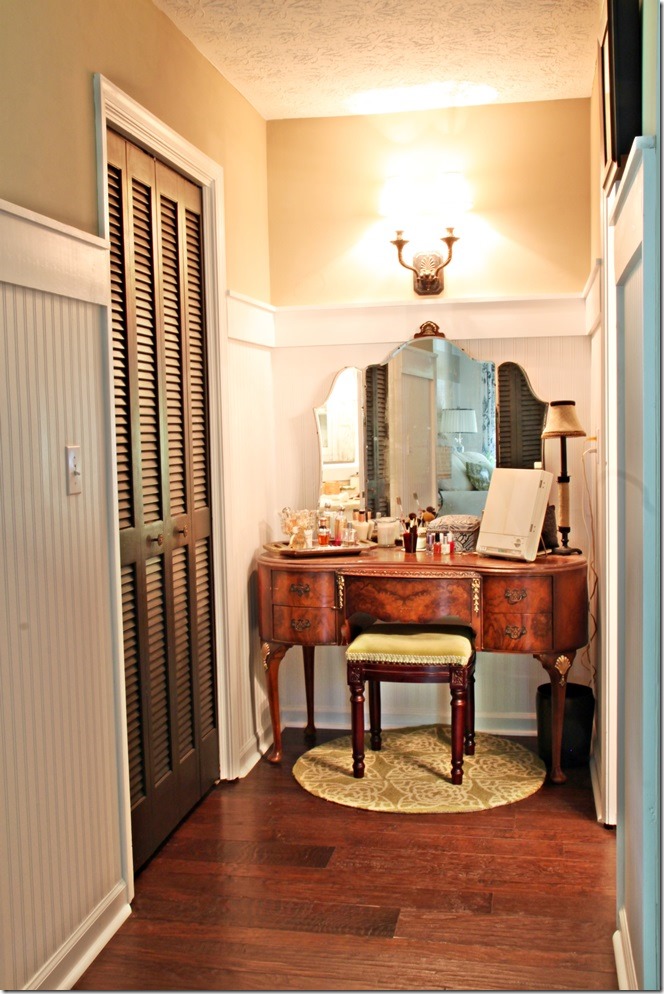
[346,625,473,667]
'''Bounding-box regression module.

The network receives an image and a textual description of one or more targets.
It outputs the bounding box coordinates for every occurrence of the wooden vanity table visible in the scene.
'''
[257,546,588,783]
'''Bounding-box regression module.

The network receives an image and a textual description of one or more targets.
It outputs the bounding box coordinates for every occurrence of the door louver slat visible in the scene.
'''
[121,564,146,807]
[145,556,172,785]
[132,178,162,525]
[160,195,187,518]
[173,547,195,758]
[195,537,216,739]
[108,164,134,531]
[186,210,209,511]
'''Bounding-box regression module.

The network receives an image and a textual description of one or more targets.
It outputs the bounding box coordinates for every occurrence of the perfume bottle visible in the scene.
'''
[317,515,330,546]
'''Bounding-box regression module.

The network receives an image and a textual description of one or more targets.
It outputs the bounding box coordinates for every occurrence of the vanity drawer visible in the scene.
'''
[483,576,552,613]
[272,606,338,644]
[482,612,552,652]
[272,570,336,607]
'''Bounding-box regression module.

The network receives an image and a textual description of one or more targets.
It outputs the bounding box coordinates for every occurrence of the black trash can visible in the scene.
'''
[536,683,595,768]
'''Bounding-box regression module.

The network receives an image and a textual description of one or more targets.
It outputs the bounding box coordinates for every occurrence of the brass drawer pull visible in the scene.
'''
[291,618,312,632]
[149,533,164,547]
[290,582,311,597]
[505,625,527,640]
[504,588,527,604]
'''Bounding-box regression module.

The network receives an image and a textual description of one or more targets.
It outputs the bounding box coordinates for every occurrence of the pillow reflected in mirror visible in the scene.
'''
[465,460,492,490]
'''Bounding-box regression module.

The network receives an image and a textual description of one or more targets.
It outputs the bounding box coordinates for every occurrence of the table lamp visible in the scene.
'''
[541,400,586,554]
[439,408,478,452]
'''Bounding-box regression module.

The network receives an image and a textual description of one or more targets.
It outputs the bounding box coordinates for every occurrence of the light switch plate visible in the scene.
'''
[65,444,82,495]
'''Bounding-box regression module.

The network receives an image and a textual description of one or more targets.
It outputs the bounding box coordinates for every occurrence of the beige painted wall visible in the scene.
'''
[267,99,591,306]
[1,0,270,300]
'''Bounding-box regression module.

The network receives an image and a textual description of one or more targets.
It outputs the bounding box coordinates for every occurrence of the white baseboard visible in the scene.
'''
[279,704,538,738]
[27,881,131,990]
[613,907,638,990]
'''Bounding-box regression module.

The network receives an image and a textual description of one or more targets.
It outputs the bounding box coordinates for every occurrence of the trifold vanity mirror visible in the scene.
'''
[315,323,547,520]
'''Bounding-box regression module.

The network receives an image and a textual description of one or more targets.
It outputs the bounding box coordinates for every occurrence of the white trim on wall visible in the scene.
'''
[274,293,587,347]
[0,198,109,304]
[226,289,589,350]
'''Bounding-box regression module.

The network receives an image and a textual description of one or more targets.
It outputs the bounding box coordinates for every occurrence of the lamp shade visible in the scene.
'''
[541,400,585,439]
[439,408,478,434]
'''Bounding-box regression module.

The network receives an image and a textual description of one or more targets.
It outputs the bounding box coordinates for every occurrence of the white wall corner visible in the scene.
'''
[583,259,603,335]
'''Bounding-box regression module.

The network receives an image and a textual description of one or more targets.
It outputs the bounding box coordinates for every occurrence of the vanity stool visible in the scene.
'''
[345,623,476,785]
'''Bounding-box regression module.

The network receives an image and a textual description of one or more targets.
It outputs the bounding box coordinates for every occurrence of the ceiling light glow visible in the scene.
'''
[347,80,498,115]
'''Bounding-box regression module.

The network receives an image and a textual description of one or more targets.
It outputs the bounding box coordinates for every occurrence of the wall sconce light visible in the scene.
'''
[541,399,586,554]
[439,407,478,452]
[391,229,459,296]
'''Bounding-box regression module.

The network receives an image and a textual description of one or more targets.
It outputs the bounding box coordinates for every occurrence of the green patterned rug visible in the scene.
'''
[292,724,546,813]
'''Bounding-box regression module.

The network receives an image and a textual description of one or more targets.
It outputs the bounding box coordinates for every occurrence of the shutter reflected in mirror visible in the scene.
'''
[497,361,548,469]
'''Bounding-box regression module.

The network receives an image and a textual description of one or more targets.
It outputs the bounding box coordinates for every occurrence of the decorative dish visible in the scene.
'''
[263,541,374,558]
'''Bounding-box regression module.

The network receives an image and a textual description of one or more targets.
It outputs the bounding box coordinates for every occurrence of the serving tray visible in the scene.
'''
[263,540,374,558]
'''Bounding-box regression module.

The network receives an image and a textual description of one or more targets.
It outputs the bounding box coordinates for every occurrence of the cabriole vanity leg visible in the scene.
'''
[303,645,316,740]
[535,651,576,784]
[262,641,289,763]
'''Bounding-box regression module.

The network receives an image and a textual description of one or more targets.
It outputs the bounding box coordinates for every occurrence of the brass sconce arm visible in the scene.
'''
[391,228,459,296]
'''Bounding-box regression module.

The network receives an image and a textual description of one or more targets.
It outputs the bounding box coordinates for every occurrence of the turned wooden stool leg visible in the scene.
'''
[450,673,467,785]
[349,670,366,778]
[369,680,382,751]
[465,664,476,755]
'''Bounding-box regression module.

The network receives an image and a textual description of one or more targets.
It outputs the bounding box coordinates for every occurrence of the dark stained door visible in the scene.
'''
[107,129,219,871]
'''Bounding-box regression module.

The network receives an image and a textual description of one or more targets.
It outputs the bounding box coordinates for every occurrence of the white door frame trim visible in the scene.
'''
[94,74,236,891]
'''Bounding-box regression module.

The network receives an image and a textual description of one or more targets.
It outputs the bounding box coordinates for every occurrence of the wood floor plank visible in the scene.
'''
[75,728,618,992]
[136,856,496,914]
[78,919,619,991]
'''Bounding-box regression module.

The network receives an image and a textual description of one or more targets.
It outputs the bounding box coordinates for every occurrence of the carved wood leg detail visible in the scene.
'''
[368,680,382,751]
[302,645,316,740]
[535,651,577,784]
[465,664,476,756]
[450,668,467,785]
[348,665,366,778]
[262,641,289,763]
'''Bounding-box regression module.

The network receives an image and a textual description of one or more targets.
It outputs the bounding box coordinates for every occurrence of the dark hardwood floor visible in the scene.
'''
[76,728,618,991]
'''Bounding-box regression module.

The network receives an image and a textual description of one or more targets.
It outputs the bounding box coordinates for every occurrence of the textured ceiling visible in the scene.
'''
[152,0,601,120]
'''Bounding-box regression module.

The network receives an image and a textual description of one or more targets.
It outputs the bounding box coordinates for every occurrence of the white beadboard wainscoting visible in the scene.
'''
[0,205,130,990]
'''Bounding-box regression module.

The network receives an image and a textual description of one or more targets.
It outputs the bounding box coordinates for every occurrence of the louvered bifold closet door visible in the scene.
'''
[107,130,218,871]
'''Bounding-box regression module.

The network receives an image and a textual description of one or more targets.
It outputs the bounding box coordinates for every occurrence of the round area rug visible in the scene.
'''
[292,724,546,813]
